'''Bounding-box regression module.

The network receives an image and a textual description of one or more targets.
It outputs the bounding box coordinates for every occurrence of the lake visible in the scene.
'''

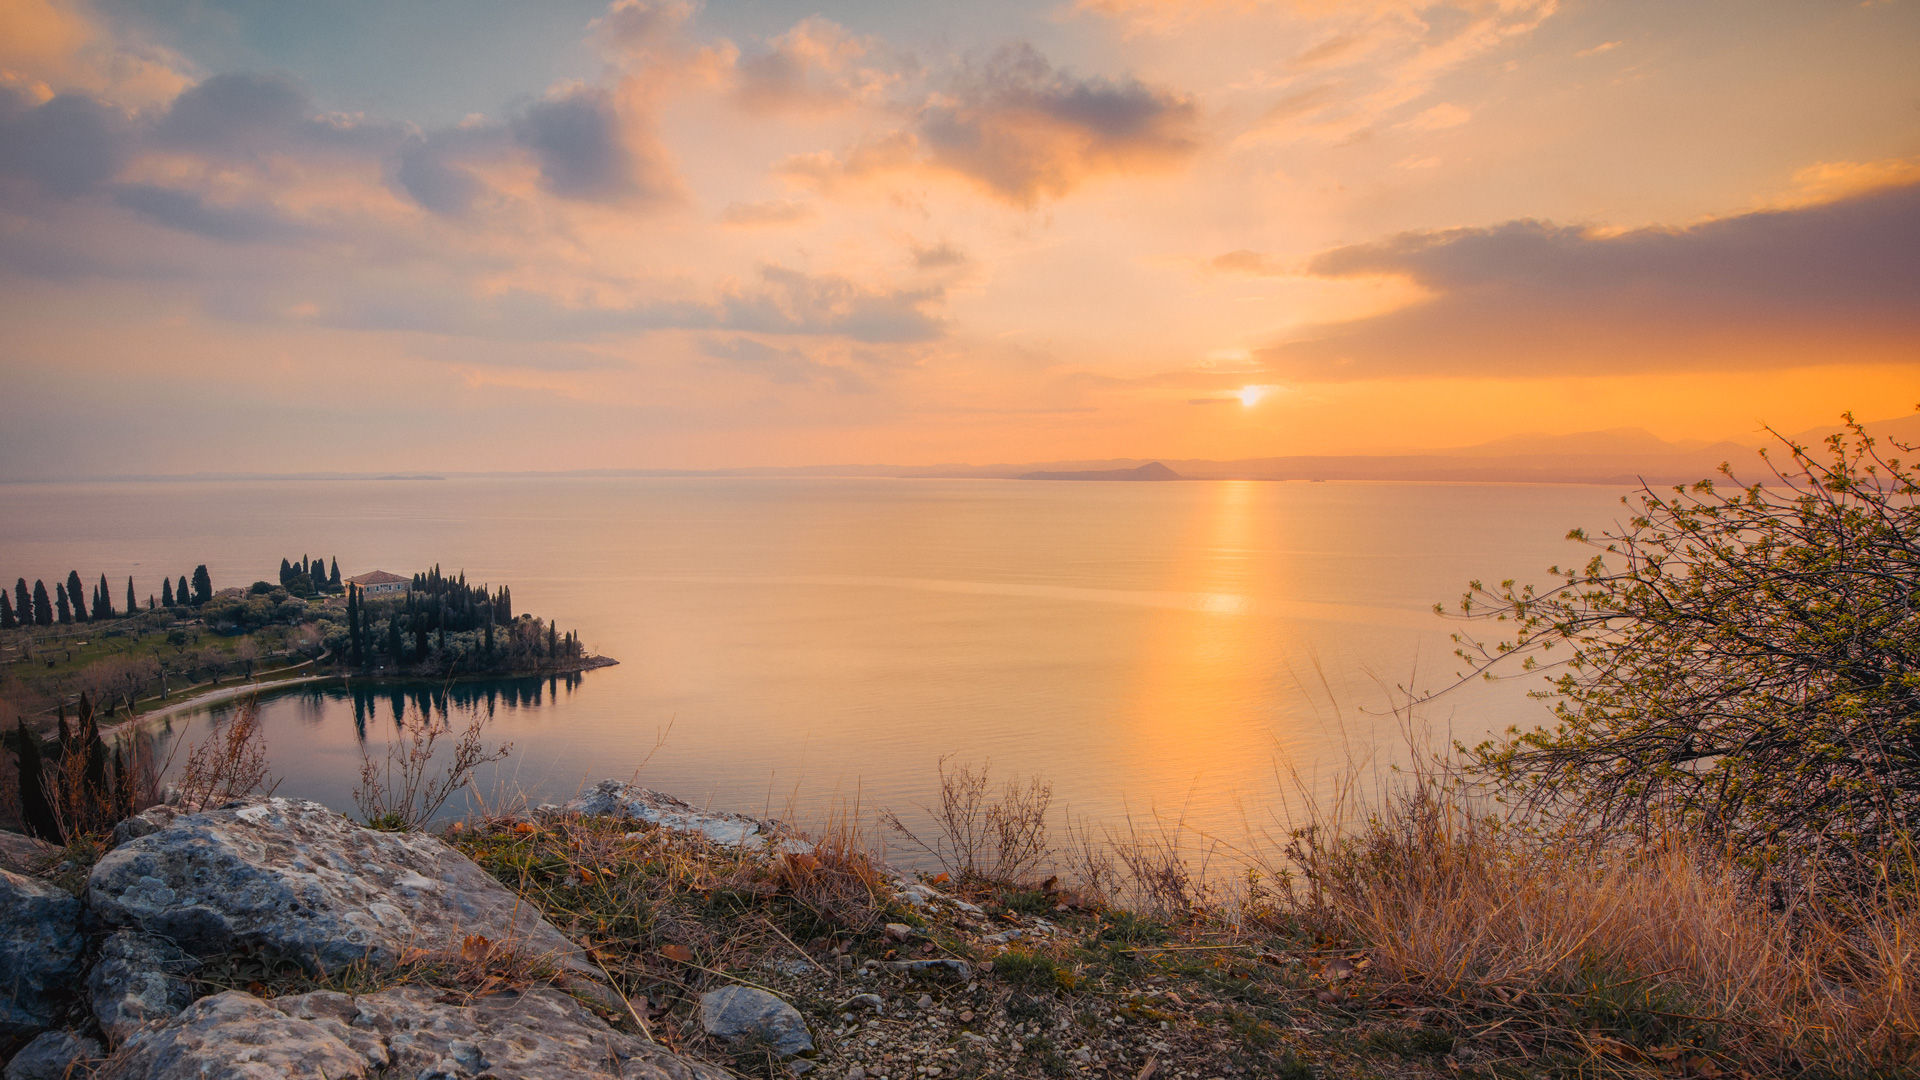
[0,476,1630,866]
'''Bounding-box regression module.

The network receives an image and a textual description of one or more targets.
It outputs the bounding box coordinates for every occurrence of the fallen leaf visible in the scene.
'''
[1136,1057,1159,1080]
[461,935,494,963]
[660,944,694,964]
[928,872,950,885]
[512,822,537,835]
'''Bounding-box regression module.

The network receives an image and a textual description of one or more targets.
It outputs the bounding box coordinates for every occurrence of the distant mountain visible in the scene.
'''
[1790,411,1920,448]
[1018,462,1183,481]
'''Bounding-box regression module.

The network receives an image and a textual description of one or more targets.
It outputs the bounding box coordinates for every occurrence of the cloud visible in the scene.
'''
[1259,179,1920,379]
[111,183,306,242]
[593,0,698,57]
[911,242,967,270]
[719,265,945,343]
[0,87,127,195]
[1210,248,1283,275]
[721,198,814,226]
[701,336,876,392]
[919,43,1200,203]
[733,17,898,115]
[512,86,646,202]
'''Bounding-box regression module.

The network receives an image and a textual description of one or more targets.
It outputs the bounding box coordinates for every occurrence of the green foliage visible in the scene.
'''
[1451,417,1920,869]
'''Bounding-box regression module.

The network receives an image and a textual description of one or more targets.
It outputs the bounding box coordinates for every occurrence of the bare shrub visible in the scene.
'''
[175,699,278,810]
[354,703,511,830]
[880,756,1052,883]
[81,654,161,716]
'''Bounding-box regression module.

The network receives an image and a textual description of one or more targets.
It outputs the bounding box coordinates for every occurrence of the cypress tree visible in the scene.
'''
[79,695,107,802]
[126,576,136,615]
[11,720,61,843]
[329,558,341,591]
[13,579,28,623]
[191,565,212,605]
[0,591,13,630]
[55,588,71,624]
[112,743,135,820]
[413,615,427,663]
[66,571,86,622]
[97,573,113,619]
[346,586,360,666]
[177,575,190,606]
[388,615,402,664]
[32,580,52,626]
[484,618,494,657]
[279,558,292,585]
[161,578,174,606]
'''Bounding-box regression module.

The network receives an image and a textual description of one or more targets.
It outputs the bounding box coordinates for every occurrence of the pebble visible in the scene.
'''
[884,923,914,941]
[916,994,932,1009]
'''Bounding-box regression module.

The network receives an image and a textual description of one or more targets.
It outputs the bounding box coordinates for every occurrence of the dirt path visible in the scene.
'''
[99,674,332,742]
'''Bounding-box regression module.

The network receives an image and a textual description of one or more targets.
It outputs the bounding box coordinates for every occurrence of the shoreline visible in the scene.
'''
[98,655,619,742]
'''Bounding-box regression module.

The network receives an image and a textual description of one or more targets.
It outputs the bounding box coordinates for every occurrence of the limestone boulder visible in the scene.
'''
[699,985,814,1060]
[98,987,731,1080]
[3,1030,102,1080]
[87,931,200,1047]
[0,869,84,1039]
[87,797,589,976]
[565,781,813,854]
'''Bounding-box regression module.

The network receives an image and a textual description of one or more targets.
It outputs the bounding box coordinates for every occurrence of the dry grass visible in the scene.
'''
[1273,760,1920,1076]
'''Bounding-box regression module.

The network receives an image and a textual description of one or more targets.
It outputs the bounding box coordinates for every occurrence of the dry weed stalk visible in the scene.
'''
[176,698,277,810]
[880,756,1052,884]
[354,700,510,831]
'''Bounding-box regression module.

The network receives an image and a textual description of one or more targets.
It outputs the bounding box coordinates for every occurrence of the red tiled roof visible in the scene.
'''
[347,571,409,585]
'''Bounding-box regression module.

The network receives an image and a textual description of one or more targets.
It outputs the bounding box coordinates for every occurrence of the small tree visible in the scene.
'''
[10,719,62,843]
[32,580,52,626]
[55,588,71,625]
[191,565,213,606]
[95,573,113,620]
[162,578,175,606]
[1450,418,1920,873]
[126,576,137,615]
[66,571,86,622]
[177,575,190,607]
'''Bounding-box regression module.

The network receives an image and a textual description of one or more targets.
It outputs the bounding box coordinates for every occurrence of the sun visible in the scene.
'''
[1238,385,1270,407]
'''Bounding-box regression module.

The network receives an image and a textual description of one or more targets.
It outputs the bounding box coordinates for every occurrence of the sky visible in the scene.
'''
[1,0,1917,477]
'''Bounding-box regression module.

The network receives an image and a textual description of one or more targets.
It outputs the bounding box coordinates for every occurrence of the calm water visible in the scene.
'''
[0,477,1627,861]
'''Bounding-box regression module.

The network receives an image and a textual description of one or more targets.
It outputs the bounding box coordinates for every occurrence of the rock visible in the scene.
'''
[0,831,46,874]
[94,991,367,1080]
[879,959,971,982]
[883,923,913,941]
[839,994,883,1014]
[565,781,813,855]
[915,994,932,1009]
[109,806,181,849]
[3,1030,102,1080]
[98,986,730,1080]
[88,797,590,976]
[699,985,814,1060]
[88,931,200,1047]
[0,869,84,1039]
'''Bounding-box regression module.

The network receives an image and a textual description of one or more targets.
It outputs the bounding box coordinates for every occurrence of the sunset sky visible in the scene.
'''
[2,0,1917,477]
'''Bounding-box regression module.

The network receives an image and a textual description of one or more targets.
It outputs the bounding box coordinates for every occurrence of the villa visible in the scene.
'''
[346,570,410,597]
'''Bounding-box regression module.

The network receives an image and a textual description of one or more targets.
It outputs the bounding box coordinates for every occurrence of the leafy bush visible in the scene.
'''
[1452,417,1920,871]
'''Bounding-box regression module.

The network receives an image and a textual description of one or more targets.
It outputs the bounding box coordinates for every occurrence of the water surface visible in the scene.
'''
[0,477,1628,859]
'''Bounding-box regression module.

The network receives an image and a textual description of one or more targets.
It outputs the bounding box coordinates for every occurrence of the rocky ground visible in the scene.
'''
[0,784,1476,1080]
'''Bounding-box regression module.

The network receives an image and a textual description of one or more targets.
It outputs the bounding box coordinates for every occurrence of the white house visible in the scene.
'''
[346,570,410,597]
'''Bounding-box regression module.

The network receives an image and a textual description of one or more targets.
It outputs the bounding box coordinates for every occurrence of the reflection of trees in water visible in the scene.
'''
[331,675,585,739]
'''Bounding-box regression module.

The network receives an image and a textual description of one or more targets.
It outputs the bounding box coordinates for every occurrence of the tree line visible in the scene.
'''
[278,555,342,597]
[335,564,584,675]
[3,566,211,630]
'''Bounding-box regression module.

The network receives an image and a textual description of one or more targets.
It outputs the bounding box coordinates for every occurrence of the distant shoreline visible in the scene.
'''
[101,655,618,741]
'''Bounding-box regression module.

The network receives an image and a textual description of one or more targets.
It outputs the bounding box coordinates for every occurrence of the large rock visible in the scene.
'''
[699,985,814,1060]
[565,781,813,854]
[98,987,731,1080]
[3,1030,102,1080]
[95,991,368,1080]
[88,931,200,1047]
[0,831,46,874]
[0,869,84,1039]
[88,797,590,976]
